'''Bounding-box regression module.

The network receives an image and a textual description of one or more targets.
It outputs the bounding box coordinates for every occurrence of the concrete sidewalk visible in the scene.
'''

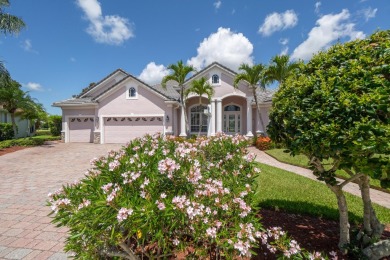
[248,147,390,209]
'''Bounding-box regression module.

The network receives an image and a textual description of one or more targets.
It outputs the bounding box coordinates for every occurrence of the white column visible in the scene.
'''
[246,97,254,137]
[100,116,104,144]
[179,106,187,137]
[216,99,222,133]
[209,100,216,136]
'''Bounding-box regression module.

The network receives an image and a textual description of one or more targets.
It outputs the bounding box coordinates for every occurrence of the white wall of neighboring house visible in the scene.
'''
[0,109,33,138]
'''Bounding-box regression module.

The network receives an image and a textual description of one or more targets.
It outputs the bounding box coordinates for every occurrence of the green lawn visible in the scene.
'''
[255,163,390,224]
[265,149,390,193]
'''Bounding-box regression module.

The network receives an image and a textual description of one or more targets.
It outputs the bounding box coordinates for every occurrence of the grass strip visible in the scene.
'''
[256,163,390,224]
[265,149,390,193]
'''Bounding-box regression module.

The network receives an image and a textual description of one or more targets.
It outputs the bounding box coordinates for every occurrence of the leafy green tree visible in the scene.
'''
[161,60,195,135]
[18,102,46,134]
[48,115,62,136]
[265,54,301,88]
[268,30,390,258]
[0,0,25,35]
[234,63,267,132]
[185,77,214,135]
[0,79,42,137]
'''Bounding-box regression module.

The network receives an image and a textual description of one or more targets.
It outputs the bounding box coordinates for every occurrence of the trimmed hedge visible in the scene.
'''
[48,115,62,136]
[0,136,60,149]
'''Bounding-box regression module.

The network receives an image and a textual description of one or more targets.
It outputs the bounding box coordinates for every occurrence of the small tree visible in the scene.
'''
[161,61,195,136]
[185,77,214,136]
[265,54,301,88]
[0,79,42,137]
[48,115,62,136]
[268,30,389,258]
[234,63,267,132]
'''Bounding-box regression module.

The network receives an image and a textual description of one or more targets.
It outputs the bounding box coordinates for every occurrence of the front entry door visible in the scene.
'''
[223,113,241,135]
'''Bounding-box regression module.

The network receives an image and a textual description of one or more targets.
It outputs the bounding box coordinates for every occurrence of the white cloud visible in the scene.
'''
[214,1,221,10]
[258,10,298,36]
[21,39,38,53]
[315,2,321,14]
[187,27,254,71]
[360,7,377,21]
[291,9,365,61]
[76,0,134,45]
[24,82,43,91]
[279,38,289,45]
[280,46,289,55]
[139,62,169,85]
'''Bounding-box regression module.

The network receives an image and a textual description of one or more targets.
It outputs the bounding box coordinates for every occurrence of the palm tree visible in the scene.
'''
[161,60,195,135]
[0,79,41,137]
[184,77,214,136]
[265,54,301,88]
[0,0,26,35]
[18,102,46,135]
[234,63,267,133]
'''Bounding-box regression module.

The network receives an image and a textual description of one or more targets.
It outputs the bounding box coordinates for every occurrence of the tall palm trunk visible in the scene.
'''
[198,96,203,136]
[252,88,265,134]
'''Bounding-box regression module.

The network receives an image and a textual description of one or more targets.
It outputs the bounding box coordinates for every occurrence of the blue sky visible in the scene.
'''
[1,0,389,115]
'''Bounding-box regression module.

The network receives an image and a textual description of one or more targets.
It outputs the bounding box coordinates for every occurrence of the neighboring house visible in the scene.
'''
[53,62,273,144]
[0,106,34,138]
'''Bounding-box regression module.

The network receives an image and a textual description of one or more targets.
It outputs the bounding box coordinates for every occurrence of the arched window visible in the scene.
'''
[212,74,219,84]
[190,105,208,133]
[129,87,137,97]
[224,105,240,111]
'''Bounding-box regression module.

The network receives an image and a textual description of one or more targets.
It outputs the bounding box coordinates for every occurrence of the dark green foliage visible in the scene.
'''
[48,115,62,136]
[0,122,14,140]
[268,30,390,182]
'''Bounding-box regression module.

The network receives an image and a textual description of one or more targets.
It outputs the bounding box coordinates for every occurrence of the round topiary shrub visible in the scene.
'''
[48,133,263,259]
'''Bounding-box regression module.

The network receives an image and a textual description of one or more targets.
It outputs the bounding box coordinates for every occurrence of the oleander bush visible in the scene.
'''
[48,133,264,259]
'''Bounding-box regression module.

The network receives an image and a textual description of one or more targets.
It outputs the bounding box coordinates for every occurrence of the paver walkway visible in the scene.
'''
[0,142,122,260]
[248,147,390,209]
[0,143,389,259]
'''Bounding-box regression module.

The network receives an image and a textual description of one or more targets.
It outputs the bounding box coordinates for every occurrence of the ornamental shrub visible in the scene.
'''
[255,136,272,151]
[0,123,14,141]
[48,115,62,136]
[48,133,264,259]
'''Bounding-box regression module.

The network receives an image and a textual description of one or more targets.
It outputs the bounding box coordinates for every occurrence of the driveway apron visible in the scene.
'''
[0,142,122,259]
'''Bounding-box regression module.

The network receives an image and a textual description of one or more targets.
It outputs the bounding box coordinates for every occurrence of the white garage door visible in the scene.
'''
[104,117,163,144]
[69,117,94,143]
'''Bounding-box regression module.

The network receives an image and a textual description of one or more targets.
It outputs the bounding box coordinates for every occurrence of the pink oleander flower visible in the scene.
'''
[101,183,113,193]
[108,160,120,171]
[77,199,91,210]
[117,207,133,222]
[206,227,217,238]
[172,238,180,246]
[156,200,166,210]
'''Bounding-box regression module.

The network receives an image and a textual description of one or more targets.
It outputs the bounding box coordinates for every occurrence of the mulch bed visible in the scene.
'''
[0,146,28,156]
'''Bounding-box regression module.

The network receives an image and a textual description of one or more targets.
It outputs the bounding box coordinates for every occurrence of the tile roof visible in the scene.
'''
[52,97,97,106]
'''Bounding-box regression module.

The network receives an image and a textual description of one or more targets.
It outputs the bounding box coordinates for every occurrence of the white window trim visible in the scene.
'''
[126,85,138,99]
[189,104,209,134]
[209,70,221,86]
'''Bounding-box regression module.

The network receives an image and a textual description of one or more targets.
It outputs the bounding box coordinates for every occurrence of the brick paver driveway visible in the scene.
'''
[0,142,123,259]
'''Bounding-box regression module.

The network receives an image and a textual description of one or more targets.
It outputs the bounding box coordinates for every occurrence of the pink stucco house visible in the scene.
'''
[53,62,273,144]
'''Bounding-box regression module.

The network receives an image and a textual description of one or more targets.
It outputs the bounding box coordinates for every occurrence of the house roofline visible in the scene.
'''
[184,62,238,84]
[78,68,129,98]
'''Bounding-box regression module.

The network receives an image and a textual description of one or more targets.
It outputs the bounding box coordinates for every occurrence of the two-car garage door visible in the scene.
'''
[103,116,164,143]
